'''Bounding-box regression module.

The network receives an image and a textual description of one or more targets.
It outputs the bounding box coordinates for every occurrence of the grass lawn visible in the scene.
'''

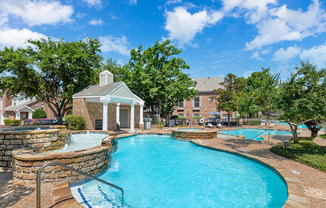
[271,137,326,173]
[321,134,326,139]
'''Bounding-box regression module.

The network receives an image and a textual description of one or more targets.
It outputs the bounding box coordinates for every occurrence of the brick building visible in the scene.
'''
[72,71,145,132]
[0,91,55,125]
[173,76,232,122]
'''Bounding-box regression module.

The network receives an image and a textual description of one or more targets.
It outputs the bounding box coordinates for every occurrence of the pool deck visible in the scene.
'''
[0,124,325,207]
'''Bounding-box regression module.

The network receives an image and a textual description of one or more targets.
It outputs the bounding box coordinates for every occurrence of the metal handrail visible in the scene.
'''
[36,161,124,208]
[251,130,268,140]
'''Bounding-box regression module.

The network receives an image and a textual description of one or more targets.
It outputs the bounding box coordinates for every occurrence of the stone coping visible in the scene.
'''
[0,128,61,135]
[12,145,110,161]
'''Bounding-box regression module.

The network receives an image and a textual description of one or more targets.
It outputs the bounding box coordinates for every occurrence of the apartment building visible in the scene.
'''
[173,76,231,122]
[0,91,54,125]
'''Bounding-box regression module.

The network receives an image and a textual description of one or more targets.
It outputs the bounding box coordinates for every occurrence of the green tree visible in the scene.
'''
[213,73,245,126]
[0,38,103,124]
[94,58,123,83]
[277,61,326,142]
[122,40,197,117]
[32,109,47,119]
[239,68,279,118]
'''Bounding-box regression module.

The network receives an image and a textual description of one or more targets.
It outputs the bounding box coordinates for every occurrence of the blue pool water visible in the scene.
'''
[221,129,293,141]
[177,128,205,131]
[71,134,287,207]
[277,121,307,129]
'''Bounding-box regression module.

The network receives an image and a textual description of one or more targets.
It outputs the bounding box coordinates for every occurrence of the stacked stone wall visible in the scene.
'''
[172,130,217,140]
[12,145,111,183]
[0,129,68,167]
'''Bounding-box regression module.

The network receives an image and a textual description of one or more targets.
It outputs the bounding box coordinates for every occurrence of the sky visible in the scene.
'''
[1,0,326,80]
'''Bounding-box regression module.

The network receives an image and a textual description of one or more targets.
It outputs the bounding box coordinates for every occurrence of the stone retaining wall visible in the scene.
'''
[172,130,217,140]
[12,145,111,183]
[0,129,68,167]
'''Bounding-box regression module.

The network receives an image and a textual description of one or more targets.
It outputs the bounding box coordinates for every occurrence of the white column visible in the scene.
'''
[116,103,120,125]
[129,103,135,133]
[15,111,20,120]
[139,103,144,124]
[102,102,109,131]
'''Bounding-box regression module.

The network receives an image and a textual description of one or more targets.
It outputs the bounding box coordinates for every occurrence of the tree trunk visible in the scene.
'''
[288,120,299,143]
[227,113,231,126]
[304,120,322,138]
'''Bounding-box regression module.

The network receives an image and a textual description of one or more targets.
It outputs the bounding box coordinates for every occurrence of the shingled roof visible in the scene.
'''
[194,77,222,92]
[73,82,123,97]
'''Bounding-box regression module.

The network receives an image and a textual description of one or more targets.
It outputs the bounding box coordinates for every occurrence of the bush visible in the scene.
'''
[32,109,47,119]
[64,115,86,130]
[4,119,21,126]
[170,115,179,119]
[4,119,12,125]
[11,119,21,125]
[193,116,202,120]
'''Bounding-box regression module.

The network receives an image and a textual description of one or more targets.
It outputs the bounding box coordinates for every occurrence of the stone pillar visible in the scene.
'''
[129,102,135,133]
[102,102,109,131]
[116,103,120,125]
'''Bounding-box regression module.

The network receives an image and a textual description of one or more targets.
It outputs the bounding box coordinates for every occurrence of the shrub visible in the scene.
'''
[11,119,21,125]
[170,115,179,119]
[64,115,86,130]
[32,109,47,119]
[4,119,12,125]
[193,116,202,120]
[4,119,21,126]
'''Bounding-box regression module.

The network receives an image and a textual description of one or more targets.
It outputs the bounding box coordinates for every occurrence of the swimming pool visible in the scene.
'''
[221,129,293,141]
[51,132,109,152]
[277,121,307,129]
[71,134,287,207]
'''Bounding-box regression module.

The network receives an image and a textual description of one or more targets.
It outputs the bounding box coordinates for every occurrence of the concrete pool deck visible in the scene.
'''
[0,124,325,207]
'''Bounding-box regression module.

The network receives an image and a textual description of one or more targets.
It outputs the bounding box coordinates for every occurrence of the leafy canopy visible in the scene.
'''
[121,39,197,116]
[0,38,103,124]
[277,61,326,141]
[238,68,279,117]
[213,73,245,125]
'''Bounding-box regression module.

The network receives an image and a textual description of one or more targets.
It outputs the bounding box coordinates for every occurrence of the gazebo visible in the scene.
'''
[72,71,145,132]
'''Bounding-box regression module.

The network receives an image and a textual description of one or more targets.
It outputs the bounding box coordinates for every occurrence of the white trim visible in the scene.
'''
[72,95,101,99]
[15,106,35,112]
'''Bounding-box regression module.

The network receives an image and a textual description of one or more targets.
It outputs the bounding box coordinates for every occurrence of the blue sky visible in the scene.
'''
[1,0,326,80]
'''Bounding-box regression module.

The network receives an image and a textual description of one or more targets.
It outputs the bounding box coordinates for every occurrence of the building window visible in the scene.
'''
[193,97,200,107]
[178,100,184,108]
[178,114,184,118]
[13,100,17,106]
[209,97,213,102]
[193,114,201,118]
[35,106,38,110]
[41,104,44,110]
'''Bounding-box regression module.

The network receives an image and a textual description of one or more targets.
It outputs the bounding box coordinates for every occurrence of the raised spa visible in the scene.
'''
[172,127,217,139]
[71,134,288,207]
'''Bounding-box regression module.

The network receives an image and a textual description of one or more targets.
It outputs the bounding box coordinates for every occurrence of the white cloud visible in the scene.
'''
[99,35,130,55]
[89,18,104,26]
[129,0,137,6]
[300,43,326,67]
[243,70,255,78]
[250,51,263,61]
[0,0,73,26]
[245,0,326,50]
[0,28,47,48]
[222,0,277,23]
[273,46,301,63]
[165,7,223,46]
[84,0,101,7]
[166,0,182,5]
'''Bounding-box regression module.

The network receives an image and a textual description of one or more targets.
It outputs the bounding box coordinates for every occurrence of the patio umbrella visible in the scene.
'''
[208,111,221,115]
